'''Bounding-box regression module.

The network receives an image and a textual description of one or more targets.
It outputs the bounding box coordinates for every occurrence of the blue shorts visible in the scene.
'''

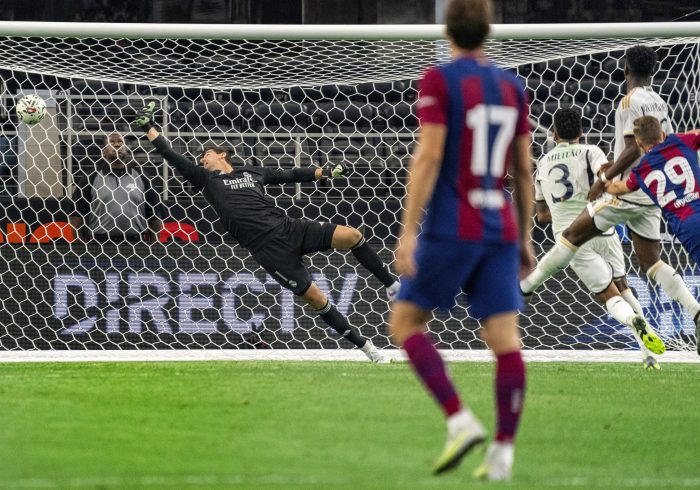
[395,237,523,320]
[677,224,700,266]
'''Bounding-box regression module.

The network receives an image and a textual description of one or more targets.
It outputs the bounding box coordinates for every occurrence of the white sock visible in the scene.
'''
[360,340,374,353]
[605,296,636,327]
[620,289,652,357]
[520,238,577,294]
[621,288,644,316]
[648,261,700,318]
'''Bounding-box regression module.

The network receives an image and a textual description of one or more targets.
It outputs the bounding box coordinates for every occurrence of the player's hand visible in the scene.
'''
[519,241,536,279]
[394,233,418,278]
[587,178,606,201]
[133,101,156,132]
[323,162,348,179]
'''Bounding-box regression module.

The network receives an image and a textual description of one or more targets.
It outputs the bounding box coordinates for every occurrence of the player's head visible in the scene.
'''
[445,0,491,51]
[633,116,665,151]
[102,132,128,166]
[624,45,657,82]
[200,145,233,172]
[553,107,583,142]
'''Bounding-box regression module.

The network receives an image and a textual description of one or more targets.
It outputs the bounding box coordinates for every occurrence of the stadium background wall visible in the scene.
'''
[1,197,696,351]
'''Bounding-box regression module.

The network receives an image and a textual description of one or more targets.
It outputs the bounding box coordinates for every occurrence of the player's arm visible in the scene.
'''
[132,102,210,190]
[535,201,551,223]
[261,163,348,185]
[677,130,700,150]
[588,135,641,200]
[605,169,639,196]
[605,180,632,195]
[512,135,536,275]
[395,123,445,277]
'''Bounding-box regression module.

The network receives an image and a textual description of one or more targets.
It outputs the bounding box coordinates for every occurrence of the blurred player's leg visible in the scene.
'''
[474,312,524,481]
[391,301,485,474]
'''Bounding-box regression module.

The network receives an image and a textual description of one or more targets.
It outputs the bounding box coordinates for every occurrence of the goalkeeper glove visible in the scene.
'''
[323,162,348,179]
[133,101,156,132]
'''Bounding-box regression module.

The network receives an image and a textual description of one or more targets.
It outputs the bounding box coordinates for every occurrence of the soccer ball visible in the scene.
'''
[16,95,47,125]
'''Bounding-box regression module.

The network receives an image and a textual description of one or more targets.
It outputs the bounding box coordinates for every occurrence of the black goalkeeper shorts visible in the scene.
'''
[251,219,337,295]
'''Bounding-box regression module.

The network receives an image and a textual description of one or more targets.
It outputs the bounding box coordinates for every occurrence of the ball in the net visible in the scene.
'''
[16,94,47,125]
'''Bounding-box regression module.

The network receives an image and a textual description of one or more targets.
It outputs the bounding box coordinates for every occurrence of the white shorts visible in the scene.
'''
[557,232,627,294]
[586,194,661,241]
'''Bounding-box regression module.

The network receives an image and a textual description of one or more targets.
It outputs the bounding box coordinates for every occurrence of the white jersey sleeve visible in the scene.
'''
[588,145,609,177]
[535,157,545,202]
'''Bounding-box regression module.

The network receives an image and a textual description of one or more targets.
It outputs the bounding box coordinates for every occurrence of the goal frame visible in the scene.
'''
[0,21,698,361]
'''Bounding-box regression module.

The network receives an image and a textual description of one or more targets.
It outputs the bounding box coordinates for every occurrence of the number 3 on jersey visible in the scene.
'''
[466,104,518,177]
[548,163,574,203]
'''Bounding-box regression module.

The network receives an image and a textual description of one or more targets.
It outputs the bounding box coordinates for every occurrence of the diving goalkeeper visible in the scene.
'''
[133,102,398,362]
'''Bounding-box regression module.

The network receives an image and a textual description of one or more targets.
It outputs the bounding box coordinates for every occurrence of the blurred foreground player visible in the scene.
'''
[390,0,534,480]
[133,103,399,363]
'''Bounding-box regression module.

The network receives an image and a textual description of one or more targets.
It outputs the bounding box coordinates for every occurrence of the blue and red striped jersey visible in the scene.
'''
[416,56,530,243]
[626,132,700,234]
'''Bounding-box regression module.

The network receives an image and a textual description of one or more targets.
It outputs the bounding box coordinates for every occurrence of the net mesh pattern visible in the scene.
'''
[0,33,698,351]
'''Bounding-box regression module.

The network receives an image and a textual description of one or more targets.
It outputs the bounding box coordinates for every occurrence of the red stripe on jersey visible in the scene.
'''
[670,202,695,221]
[457,76,484,240]
[659,143,683,162]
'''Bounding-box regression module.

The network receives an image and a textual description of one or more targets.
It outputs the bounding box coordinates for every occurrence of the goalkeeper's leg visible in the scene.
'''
[302,283,388,363]
[331,225,399,296]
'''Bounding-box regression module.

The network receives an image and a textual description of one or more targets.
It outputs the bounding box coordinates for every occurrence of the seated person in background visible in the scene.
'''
[70,132,163,242]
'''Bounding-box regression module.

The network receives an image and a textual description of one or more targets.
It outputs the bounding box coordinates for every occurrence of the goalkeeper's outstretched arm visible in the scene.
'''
[133,102,209,190]
[261,162,348,185]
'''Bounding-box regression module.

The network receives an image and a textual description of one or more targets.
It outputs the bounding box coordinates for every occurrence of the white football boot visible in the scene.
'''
[433,409,486,474]
[473,441,514,481]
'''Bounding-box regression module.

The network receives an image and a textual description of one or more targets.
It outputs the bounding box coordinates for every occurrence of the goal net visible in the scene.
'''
[0,22,698,352]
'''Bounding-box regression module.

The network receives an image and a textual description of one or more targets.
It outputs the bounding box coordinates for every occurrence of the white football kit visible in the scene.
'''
[536,142,626,293]
[587,86,673,240]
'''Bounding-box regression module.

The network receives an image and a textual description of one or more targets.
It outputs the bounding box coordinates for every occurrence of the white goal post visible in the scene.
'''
[0,22,698,355]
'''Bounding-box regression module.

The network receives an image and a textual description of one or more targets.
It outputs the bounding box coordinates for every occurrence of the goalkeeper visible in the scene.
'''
[133,102,398,363]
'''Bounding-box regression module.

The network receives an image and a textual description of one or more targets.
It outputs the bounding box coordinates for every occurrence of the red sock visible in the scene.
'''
[495,350,526,442]
[403,332,462,417]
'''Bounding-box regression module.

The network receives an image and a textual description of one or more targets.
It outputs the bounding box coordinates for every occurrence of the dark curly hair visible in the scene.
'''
[553,107,582,141]
[625,45,657,79]
[200,144,233,164]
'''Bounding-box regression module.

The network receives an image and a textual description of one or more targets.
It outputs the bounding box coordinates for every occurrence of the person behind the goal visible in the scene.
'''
[606,116,700,354]
[535,107,664,368]
[132,102,399,363]
[521,45,700,335]
[390,0,534,481]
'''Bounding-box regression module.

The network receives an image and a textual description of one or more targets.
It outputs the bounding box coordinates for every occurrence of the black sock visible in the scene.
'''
[351,237,395,287]
[316,301,366,348]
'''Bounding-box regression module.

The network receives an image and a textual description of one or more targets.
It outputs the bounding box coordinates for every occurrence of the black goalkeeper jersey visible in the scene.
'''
[151,136,317,251]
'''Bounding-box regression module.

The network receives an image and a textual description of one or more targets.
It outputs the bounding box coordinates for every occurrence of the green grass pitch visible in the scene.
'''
[1,361,699,489]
